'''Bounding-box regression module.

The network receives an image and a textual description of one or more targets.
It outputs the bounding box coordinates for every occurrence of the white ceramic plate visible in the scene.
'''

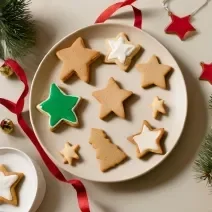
[30,23,187,182]
[0,147,46,212]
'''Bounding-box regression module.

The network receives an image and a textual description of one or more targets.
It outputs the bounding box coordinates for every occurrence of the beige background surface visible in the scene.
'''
[0,0,212,211]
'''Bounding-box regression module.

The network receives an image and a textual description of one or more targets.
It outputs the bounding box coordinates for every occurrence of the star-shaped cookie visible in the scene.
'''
[128,120,165,158]
[165,13,196,40]
[105,33,141,71]
[136,55,172,89]
[60,142,80,165]
[37,83,81,131]
[92,77,133,119]
[151,96,166,119]
[0,165,24,206]
[56,37,101,83]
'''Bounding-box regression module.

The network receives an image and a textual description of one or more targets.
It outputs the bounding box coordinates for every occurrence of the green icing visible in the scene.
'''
[38,83,80,128]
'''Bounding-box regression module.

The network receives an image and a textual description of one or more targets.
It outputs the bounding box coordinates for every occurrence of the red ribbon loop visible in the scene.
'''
[0,59,90,212]
[95,0,142,29]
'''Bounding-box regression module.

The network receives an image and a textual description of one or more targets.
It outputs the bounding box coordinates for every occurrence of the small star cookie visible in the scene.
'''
[60,142,80,165]
[128,120,165,158]
[56,37,101,83]
[105,33,141,71]
[136,55,172,89]
[92,77,133,119]
[151,96,166,119]
[0,165,24,206]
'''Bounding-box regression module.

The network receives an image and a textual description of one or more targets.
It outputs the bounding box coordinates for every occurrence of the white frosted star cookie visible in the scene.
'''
[0,165,24,206]
[105,33,141,71]
[128,120,165,158]
[151,96,166,119]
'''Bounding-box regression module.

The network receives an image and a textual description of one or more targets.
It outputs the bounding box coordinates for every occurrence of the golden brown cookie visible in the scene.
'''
[60,142,80,165]
[92,77,133,119]
[89,128,127,172]
[136,55,172,89]
[128,120,165,158]
[56,37,101,83]
[0,165,24,206]
[105,33,141,71]
[151,96,166,119]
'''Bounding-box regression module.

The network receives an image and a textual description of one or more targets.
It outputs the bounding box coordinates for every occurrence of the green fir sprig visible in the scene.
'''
[194,95,212,186]
[0,0,35,59]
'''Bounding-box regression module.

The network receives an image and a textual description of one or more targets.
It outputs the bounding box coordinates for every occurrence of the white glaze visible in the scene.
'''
[107,37,136,63]
[133,125,161,152]
[0,172,18,200]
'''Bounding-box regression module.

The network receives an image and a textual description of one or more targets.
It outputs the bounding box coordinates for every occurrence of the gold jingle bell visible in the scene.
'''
[0,66,13,77]
[0,119,14,134]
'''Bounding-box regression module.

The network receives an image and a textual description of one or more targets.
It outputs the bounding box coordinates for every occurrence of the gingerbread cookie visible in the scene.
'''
[136,55,172,89]
[151,96,166,119]
[0,165,24,206]
[89,128,127,172]
[92,77,133,119]
[56,37,101,83]
[60,142,80,165]
[37,83,81,131]
[105,33,141,71]
[128,121,165,158]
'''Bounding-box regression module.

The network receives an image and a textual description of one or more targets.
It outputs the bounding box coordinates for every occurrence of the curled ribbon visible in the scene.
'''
[0,59,90,212]
[95,0,142,29]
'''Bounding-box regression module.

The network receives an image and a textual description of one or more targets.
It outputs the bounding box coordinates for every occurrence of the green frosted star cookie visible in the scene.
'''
[37,83,81,131]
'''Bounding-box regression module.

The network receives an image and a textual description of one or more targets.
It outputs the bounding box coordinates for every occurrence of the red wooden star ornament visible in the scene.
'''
[165,13,196,40]
[199,62,212,84]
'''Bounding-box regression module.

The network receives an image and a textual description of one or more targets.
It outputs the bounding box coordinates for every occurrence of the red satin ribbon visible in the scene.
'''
[95,0,142,29]
[0,59,90,212]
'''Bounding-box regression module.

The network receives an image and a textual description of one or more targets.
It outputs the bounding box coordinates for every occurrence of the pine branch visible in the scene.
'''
[0,0,36,59]
[194,95,212,186]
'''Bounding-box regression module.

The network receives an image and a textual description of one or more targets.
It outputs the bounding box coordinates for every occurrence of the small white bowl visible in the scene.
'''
[0,147,46,212]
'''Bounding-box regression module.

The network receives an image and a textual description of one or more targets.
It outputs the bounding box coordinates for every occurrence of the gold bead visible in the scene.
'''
[0,66,13,77]
[0,119,14,134]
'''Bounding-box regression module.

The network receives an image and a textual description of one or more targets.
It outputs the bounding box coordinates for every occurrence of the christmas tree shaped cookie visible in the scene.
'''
[37,83,81,131]
[89,128,127,172]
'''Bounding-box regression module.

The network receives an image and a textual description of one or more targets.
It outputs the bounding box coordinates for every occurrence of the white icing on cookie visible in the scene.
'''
[107,37,136,64]
[133,125,161,153]
[0,172,18,200]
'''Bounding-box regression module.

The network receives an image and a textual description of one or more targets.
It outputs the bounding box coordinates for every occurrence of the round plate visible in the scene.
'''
[30,23,187,182]
[0,147,46,212]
